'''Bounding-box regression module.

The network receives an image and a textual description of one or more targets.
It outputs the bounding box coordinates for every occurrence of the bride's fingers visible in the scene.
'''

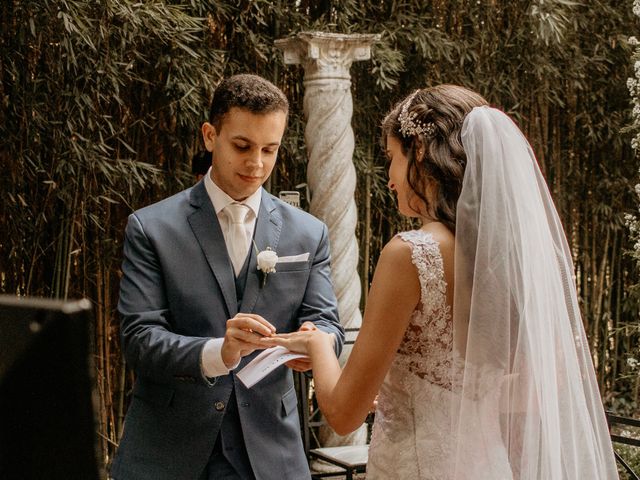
[270,332,296,339]
[298,321,317,332]
[286,358,312,372]
[259,336,288,347]
[261,337,307,353]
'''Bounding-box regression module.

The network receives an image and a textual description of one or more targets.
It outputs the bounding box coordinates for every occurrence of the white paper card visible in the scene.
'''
[236,346,308,389]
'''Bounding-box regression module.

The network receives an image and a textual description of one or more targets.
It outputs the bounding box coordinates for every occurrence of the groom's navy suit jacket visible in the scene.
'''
[110,181,344,480]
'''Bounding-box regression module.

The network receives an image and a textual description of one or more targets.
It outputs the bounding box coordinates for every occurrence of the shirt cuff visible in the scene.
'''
[201,338,241,378]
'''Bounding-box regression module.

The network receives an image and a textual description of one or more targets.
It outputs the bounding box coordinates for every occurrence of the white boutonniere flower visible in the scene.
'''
[254,242,277,287]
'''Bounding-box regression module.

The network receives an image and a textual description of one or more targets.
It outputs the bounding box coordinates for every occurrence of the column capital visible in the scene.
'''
[275,31,380,81]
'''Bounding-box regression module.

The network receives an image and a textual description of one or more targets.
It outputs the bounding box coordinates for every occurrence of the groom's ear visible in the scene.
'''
[202,122,218,152]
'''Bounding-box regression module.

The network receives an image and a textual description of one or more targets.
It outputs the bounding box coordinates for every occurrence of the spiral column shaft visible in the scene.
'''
[276,31,380,453]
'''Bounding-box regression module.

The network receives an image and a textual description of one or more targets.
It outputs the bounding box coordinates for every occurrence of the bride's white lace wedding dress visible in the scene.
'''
[366,230,512,479]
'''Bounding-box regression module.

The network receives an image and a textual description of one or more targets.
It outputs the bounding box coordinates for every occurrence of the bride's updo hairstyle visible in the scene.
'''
[381,85,488,232]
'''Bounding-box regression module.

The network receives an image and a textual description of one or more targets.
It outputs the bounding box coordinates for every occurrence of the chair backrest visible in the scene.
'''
[606,411,640,480]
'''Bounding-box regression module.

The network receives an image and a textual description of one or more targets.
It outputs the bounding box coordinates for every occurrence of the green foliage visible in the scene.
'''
[627,1,640,275]
[0,0,226,462]
[1,0,639,468]
[623,0,640,418]
[0,0,223,295]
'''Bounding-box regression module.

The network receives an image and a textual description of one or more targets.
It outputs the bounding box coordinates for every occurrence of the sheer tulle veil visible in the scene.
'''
[451,106,618,478]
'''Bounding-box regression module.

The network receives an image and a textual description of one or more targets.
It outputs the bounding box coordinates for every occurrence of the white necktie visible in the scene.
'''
[224,203,249,275]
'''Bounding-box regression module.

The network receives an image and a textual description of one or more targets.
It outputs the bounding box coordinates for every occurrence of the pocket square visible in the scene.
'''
[277,253,310,263]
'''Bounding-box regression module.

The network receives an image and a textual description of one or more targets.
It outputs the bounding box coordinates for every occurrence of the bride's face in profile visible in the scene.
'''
[386,135,423,218]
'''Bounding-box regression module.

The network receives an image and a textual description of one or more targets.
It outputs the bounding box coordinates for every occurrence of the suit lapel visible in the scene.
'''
[187,181,237,317]
[240,191,282,313]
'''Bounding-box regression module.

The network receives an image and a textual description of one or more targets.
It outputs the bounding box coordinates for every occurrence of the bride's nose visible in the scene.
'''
[388,179,396,191]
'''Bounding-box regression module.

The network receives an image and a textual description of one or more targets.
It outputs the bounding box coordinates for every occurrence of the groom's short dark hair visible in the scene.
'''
[208,74,289,130]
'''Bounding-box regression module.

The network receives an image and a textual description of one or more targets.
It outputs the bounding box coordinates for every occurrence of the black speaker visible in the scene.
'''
[0,295,100,480]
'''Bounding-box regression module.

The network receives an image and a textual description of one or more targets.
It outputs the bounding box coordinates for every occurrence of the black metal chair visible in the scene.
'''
[308,446,368,480]
[606,411,640,480]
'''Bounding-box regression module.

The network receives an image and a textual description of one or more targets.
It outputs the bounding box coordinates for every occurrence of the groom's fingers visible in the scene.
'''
[228,315,274,338]
[233,313,276,334]
[230,328,267,345]
[222,320,273,365]
[228,327,274,351]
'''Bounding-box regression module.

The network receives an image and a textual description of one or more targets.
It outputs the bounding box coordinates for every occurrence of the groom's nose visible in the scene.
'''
[246,149,264,169]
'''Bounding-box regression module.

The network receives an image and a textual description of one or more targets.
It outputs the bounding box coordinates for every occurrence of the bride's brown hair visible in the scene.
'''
[381,84,488,233]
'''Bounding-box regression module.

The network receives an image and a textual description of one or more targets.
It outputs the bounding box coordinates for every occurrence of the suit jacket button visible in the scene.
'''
[214,401,225,411]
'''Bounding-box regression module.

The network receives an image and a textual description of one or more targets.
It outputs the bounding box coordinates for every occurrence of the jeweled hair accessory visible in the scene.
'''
[398,90,435,138]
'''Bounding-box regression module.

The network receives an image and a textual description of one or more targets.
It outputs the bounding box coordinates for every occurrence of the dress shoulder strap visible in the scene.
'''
[396,230,447,312]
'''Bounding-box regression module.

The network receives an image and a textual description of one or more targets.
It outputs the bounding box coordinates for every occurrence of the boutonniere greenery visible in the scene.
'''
[254,241,278,288]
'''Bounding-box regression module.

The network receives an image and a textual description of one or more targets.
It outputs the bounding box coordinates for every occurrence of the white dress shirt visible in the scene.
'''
[201,168,262,378]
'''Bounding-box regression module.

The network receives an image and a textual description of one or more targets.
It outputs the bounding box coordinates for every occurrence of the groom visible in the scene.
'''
[110,74,344,480]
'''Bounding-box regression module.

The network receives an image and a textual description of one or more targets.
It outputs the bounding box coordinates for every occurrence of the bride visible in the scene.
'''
[262,85,619,479]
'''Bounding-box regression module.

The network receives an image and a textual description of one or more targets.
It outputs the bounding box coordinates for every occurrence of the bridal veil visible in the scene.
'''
[451,106,618,478]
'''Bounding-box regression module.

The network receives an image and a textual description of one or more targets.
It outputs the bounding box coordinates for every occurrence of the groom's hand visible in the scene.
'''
[221,313,276,369]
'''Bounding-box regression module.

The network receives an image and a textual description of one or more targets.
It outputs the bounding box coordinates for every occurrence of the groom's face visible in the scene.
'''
[202,107,287,201]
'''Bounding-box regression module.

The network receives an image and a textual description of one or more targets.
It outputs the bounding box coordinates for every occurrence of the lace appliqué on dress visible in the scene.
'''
[395,230,456,389]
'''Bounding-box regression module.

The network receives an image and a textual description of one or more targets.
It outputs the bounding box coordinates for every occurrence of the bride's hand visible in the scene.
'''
[286,322,316,371]
[260,328,331,355]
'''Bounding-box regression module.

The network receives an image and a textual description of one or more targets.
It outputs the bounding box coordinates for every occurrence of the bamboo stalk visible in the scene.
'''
[95,227,108,463]
[102,208,115,453]
[609,231,619,383]
[51,216,66,298]
[596,227,611,387]
[116,356,126,443]
[594,228,611,323]
[63,184,79,300]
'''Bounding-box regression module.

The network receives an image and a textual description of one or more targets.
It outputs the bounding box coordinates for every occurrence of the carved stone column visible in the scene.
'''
[275,31,379,455]
[275,31,378,351]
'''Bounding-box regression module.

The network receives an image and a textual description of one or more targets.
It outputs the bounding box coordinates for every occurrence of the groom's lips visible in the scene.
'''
[238,173,262,183]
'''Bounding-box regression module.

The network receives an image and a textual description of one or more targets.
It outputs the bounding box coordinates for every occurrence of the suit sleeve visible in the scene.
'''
[118,213,212,385]
[297,223,345,356]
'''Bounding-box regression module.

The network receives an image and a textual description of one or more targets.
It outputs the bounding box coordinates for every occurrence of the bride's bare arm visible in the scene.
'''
[265,235,432,435]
